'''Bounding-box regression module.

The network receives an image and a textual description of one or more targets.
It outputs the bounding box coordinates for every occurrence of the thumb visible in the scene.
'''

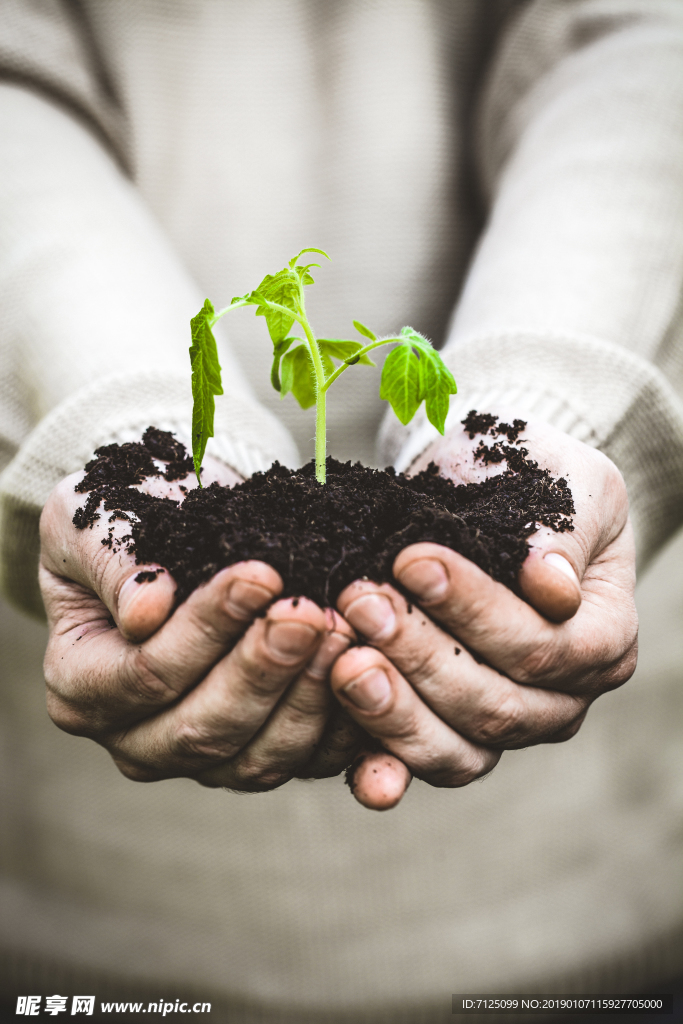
[518,537,582,623]
[517,436,630,624]
[346,750,412,810]
[40,472,175,642]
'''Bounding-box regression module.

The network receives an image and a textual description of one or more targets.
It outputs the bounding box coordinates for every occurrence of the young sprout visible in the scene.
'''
[189,248,457,484]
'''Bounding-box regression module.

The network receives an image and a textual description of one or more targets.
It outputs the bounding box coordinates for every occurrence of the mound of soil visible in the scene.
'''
[73,412,574,606]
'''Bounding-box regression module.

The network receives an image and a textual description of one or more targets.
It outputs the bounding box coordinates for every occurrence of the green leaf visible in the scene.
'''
[379,344,420,425]
[252,269,300,342]
[353,320,377,341]
[230,249,328,343]
[399,324,432,350]
[318,339,376,366]
[280,345,317,409]
[289,247,330,268]
[270,337,298,392]
[297,265,318,286]
[417,348,458,434]
[229,295,254,309]
[189,299,224,483]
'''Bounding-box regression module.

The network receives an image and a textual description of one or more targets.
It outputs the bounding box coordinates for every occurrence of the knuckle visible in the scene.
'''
[595,640,639,694]
[393,639,441,685]
[513,639,562,684]
[420,748,492,788]
[387,706,422,743]
[111,757,162,783]
[173,720,238,764]
[452,749,494,786]
[128,649,179,706]
[449,593,492,635]
[280,677,328,720]
[229,756,291,792]
[547,711,588,744]
[46,691,90,736]
[185,603,231,649]
[477,690,526,746]
[616,638,639,684]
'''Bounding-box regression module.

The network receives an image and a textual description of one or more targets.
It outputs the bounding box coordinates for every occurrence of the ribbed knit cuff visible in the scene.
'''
[378,332,683,570]
[0,371,299,617]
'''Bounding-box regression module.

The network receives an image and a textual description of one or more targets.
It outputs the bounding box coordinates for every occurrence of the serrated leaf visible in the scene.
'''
[318,339,376,366]
[280,345,317,409]
[379,344,420,425]
[252,269,300,343]
[353,320,377,341]
[270,337,298,392]
[189,299,224,482]
[417,348,457,433]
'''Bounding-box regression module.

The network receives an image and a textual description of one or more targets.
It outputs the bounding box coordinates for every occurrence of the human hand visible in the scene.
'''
[40,456,358,790]
[332,417,638,810]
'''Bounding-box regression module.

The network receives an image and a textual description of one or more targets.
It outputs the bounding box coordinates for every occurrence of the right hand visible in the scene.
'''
[39,461,358,790]
[334,418,637,811]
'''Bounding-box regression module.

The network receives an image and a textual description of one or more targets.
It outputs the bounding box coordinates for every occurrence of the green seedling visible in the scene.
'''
[189,248,457,484]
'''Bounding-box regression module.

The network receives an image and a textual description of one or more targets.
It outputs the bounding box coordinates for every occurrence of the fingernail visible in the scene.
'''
[119,569,161,615]
[266,620,318,659]
[544,552,579,584]
[345,593,396,640]
[341,668,391,711]
[226,578,274,619]
[395,558,449,602]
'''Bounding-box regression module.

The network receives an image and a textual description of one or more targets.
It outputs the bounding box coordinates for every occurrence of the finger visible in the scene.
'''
[408,417,629,622]
[392,540,637,693]
[40,476,177,642]
[198,610,355,789]
[518,545,582,623]
[330,646,500,787]
[296,707,367,780]
[338,579,588,747]
[44,561,284,733]
[107,597,328,780]
[346,751,412,811]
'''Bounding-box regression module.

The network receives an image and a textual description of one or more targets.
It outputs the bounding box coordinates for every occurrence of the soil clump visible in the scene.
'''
[73,412,575,607]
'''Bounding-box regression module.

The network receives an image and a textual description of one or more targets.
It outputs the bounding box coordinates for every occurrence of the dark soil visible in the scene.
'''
[73,412,574,607]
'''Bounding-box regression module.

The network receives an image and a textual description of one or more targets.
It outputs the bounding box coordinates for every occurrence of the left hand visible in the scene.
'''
[331,417,638,810]
[40,455,360,792]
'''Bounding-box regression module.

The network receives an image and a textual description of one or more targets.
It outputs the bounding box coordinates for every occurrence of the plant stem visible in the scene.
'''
[299,315,327,483]
[315,386,327,484]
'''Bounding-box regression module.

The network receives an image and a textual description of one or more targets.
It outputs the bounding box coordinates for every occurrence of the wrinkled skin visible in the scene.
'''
[40,418,638,809]
[40,456,363,791]
[332,417,638,807]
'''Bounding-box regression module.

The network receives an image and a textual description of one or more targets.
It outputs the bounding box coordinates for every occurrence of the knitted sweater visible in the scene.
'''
[0,1,682,1018]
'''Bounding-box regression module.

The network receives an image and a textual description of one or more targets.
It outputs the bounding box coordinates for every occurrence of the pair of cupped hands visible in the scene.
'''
[39,418,638,810]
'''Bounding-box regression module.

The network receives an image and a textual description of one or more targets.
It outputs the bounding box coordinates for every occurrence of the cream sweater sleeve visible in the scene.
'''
[381,0,683,569]
[0,85,297,616]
